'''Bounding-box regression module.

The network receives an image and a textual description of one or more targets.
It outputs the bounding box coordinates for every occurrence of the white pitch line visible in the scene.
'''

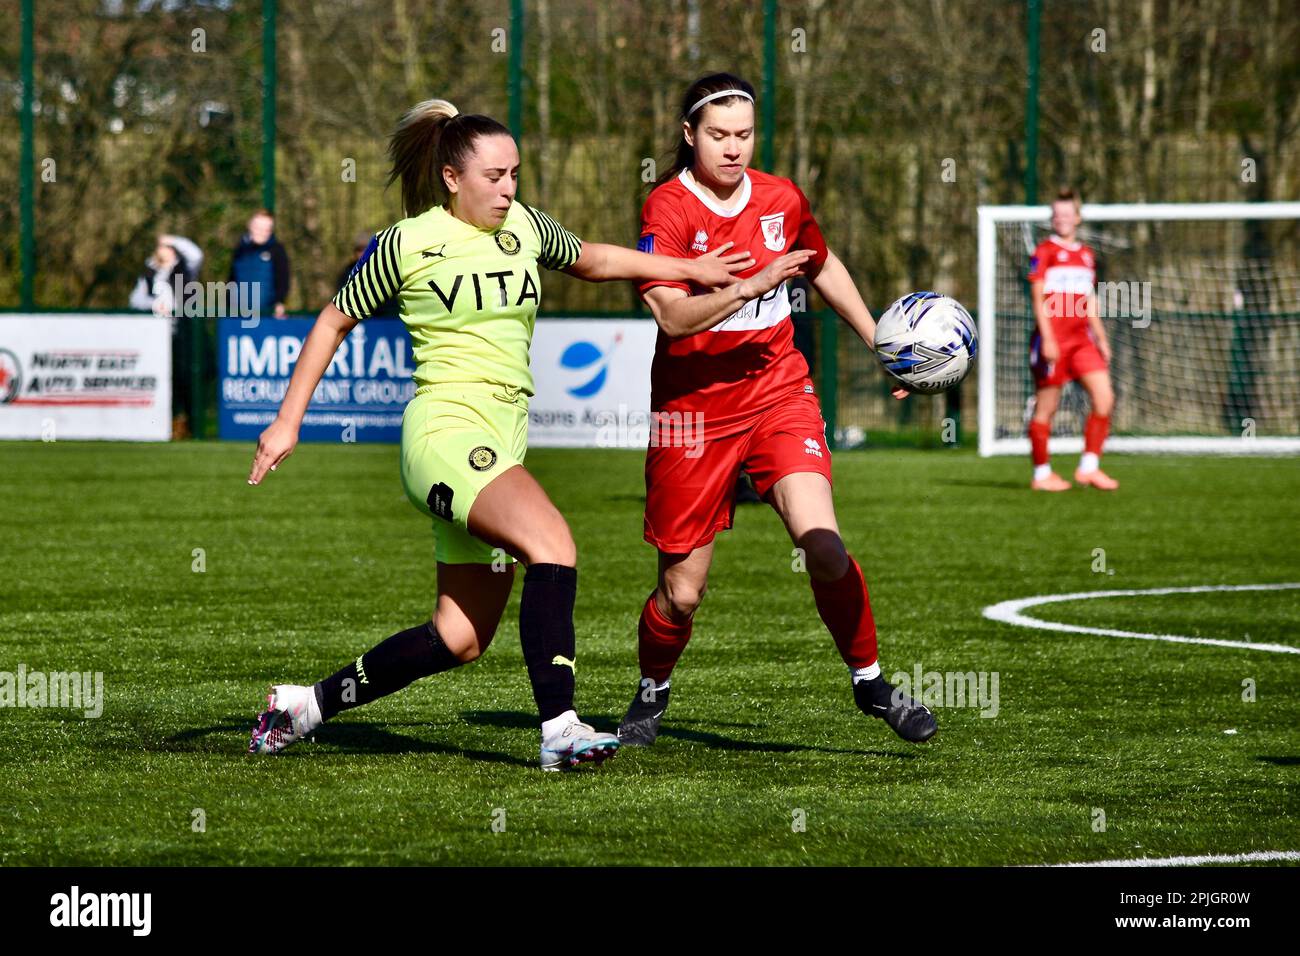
[983,583,1300,655]
[1041,850,1300,868]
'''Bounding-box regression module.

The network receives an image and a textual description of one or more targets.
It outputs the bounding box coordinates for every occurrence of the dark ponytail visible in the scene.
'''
[653,72,756,189]
[387,99,513,217]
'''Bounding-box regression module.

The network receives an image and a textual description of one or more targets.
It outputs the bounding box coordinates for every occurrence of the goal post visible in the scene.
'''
[977,202,1300,457]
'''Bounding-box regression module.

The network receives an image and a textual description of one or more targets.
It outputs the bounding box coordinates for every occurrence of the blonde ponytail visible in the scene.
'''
[387,99,460,217]
[386,99,513,218]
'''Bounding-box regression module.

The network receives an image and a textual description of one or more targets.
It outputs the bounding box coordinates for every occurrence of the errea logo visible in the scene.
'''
[691,230,709,252]
[804,438,823,458]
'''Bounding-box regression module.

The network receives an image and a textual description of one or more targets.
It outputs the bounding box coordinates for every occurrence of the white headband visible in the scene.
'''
[686,88,754,118]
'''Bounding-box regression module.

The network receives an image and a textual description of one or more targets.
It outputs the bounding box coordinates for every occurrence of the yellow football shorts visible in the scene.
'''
[400,382,529,565]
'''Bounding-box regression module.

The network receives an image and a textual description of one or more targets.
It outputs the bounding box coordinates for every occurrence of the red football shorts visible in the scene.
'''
[1029,326,1107,388]
[643,390,832,554]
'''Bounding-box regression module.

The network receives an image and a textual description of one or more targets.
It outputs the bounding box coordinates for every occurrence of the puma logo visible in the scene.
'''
[551,655,576,673]
[421,244,447,259]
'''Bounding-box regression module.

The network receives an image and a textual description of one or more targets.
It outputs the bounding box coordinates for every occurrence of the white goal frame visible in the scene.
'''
[977,201,1300,457]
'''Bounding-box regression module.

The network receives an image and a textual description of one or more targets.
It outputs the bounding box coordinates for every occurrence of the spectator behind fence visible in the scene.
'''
[229,209,290,318]
[336,231,398,317]
[128,233,204,440]
[128,234,204,316]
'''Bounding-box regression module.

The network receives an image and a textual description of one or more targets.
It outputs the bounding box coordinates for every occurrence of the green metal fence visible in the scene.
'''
[8,0,1300,443]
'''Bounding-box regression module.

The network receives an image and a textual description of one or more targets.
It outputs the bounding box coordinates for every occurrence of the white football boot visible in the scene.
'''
[248,684,323,754]
[540,711,619,771]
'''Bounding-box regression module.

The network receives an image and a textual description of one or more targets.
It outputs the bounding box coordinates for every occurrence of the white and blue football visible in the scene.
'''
[873,292,977,393]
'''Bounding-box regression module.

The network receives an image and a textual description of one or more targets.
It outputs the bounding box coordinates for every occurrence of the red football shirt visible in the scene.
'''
[638,168,829,439]
[1027,236,1095,330]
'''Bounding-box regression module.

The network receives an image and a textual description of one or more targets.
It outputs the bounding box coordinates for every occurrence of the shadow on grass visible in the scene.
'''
[935,478,1028,491]
[461,710,918,759]
[164,717,533,767]
[163,709,921,763]
[1257,756,1300,766]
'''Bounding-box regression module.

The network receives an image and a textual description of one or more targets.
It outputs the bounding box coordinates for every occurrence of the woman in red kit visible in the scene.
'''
[1026,187,1118,491]
[617,72,936,747]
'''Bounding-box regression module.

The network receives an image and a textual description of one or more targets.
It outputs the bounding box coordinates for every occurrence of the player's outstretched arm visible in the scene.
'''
[247,303,358,485]
[811,250,878,348]
[811,249,908,400]
[643,249,816,338]
[564,241,752,288]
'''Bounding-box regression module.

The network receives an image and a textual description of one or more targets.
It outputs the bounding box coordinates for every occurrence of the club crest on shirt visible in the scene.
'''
[494,230,520,255]
[759,212,786,252]
[468,446,498,471]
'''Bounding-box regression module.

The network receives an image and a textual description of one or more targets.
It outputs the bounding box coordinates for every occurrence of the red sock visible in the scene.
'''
[810,556,878,669]
[638,591,692,684]
[1028,419,1051,467]
[1084,413,1110,456]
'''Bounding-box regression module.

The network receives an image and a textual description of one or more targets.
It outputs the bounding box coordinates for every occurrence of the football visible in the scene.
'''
[873,292,978,393]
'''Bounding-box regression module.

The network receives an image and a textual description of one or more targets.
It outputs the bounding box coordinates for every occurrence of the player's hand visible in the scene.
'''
[1040,336,1060,364]
[691,241,755,289]
[248,417,298,485]
[1099,339,1112,364]
[737,249,816,300]
[891,386,910,400]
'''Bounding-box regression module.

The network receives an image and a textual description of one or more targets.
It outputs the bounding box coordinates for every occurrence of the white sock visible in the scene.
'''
[1033,463,1052,482]
[851,662,881,684]
[541,709,578,738]
[305,689,323,730]
[1078,452,1099,474]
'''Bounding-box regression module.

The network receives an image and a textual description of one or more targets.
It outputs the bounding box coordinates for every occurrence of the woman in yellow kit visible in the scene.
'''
[247,99,749,769]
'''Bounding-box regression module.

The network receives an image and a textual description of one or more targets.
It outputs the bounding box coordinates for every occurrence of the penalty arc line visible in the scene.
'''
[982,583,1300,655]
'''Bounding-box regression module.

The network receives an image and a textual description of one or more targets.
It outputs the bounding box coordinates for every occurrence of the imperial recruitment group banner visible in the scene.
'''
[218,316,658,446]
[218,317,415,442]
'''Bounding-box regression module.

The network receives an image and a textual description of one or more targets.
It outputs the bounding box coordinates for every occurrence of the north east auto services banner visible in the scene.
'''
[219,317,657,447]
[0,315,172,441]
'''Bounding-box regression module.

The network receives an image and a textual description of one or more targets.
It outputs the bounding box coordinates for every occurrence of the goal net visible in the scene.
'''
[977,202,1300,456]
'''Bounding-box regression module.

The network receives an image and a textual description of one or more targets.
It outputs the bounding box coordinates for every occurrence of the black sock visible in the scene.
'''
[313,621,462,721]
[519,563,578,722]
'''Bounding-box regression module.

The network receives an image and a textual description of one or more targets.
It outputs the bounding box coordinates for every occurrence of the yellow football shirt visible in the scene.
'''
[332,201,582,396]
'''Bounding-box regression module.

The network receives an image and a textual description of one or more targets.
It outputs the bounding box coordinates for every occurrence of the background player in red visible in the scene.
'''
[1027,188,1119,491]
[617,72,936,747]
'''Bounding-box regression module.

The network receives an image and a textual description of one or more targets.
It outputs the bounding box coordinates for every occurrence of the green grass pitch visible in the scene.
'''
[2,442,1297,865]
